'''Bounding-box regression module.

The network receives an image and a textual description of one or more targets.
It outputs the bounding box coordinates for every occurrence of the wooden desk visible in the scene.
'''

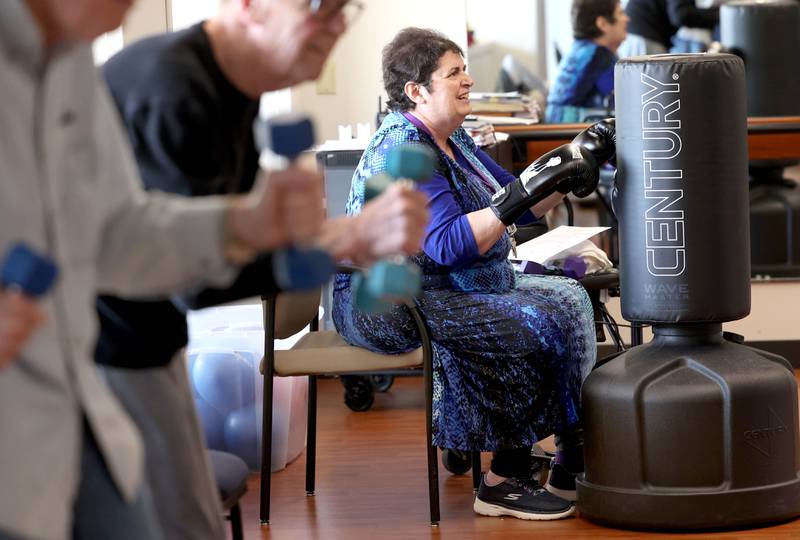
[496,116,800,172]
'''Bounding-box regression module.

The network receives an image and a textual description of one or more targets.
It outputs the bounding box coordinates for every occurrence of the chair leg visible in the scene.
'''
[471,452,482,492]
[260,298,276,525]
[229,503,244,540]
[408,302,440,526]
[259,364,275,524]
[425,359,440,525]
[305,375,317,496]
[427,442,440,525]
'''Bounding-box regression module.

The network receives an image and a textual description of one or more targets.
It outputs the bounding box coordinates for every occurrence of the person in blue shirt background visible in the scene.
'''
[546,0,629,123]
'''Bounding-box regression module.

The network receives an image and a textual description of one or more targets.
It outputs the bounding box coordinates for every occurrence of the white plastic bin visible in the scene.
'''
[186,301,311,472]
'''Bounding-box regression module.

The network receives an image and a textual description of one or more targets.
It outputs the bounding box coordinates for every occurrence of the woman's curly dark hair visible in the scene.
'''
[382,28,464,112]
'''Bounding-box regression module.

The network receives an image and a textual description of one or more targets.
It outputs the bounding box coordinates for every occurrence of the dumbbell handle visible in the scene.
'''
[355,144,435,312]
[1,243,59,298]
[253,114,335,291]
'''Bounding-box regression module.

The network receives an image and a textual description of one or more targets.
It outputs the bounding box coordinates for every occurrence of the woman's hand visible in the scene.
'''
[354,183,430,263]
[490,144,598,226]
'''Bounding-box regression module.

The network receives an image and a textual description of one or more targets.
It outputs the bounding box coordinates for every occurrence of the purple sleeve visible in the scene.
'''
[474,148,517,187]
[418,172,480,268]
[474,148,539,225]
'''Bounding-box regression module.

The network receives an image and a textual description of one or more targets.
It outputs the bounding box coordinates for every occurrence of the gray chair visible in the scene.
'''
[258,273,443,525]
[208,450,247,540]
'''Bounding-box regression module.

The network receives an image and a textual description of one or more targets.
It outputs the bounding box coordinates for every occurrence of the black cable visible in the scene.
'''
[600,309,626,352]
[593,320,650,330]
[564,196,575,226]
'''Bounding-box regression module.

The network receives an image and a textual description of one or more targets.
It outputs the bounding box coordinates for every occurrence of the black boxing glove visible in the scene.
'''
[572,118,616,176]
[490,143,599,226]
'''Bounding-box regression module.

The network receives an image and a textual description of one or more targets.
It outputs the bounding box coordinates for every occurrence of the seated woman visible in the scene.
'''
[546,0,628,123]
[333,27,604,521]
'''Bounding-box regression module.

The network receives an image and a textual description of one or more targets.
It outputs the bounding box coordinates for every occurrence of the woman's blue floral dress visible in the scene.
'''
[333,112,596,451]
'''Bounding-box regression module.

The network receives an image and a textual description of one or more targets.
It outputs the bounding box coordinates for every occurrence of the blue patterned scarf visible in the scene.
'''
[345,112,516,293]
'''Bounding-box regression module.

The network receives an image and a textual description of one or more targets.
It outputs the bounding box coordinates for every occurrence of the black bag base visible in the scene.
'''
[577,478,800,531]
[578,323,800,531]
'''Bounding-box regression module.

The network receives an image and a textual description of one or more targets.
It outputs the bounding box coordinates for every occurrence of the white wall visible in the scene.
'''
[465,0,545,90]
[123,0,169,44]
[290,0,469,141]
[92,28,124,64]
[467,0,539,54]
[463,0,578,91]
[543,0,573,82]
[121,0,217,50]
[93,0,168,64]
[170,0,219,30]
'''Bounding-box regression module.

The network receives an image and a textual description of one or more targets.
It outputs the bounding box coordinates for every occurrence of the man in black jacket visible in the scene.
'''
[618,0,719,56]
[97,0,428,537]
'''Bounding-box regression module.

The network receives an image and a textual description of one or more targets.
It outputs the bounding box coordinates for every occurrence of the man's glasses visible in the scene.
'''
[308,0,364,25]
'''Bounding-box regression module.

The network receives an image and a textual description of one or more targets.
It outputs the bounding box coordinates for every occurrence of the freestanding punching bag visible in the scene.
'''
[720,0,800,117]
[721,0,800,277]
[577,54,800,530]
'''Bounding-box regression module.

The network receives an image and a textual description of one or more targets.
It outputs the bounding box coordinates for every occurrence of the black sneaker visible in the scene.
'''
[545,463,577,502]
[474,476,575,520]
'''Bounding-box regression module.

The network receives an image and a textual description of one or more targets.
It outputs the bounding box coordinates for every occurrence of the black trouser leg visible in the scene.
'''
[490,447,532,479]
[554,425,584,473]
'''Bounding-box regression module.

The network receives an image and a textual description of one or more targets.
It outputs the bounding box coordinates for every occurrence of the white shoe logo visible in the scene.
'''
[503,493,523,501]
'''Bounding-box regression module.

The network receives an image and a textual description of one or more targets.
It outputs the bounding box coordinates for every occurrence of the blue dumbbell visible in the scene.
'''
[352,144,435,313]
[1,243,59,297]
[253,114,335,290]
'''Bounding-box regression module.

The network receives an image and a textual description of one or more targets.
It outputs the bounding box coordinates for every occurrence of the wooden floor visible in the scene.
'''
[237,375,800,540]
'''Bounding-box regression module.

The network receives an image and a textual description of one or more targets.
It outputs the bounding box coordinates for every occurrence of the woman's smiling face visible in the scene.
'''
[418,50,474,129]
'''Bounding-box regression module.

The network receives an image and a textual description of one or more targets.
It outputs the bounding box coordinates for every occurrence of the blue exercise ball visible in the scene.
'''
[186,352,196,378]
[193,396,226,450]
[224,406,260,470]
[191,350,255,416]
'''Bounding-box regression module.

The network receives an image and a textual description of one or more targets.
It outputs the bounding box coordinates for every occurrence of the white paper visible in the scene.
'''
[510,225,610,263]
